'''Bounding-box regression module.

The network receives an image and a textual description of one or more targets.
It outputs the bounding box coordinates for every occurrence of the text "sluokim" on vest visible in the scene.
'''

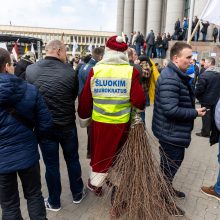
[94,79,128,94]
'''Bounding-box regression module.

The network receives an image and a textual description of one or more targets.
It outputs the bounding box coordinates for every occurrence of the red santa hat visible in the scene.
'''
[106,35,128,52]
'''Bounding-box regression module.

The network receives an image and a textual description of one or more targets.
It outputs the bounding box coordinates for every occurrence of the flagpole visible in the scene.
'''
[187,0,195,44]
[187,19,202,44]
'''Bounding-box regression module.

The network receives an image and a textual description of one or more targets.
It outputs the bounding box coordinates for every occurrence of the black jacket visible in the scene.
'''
[201,22,209,34]
[26,57,78,130]
[152,62,198,148]
[195,67,220,106]
[15,59,32,80]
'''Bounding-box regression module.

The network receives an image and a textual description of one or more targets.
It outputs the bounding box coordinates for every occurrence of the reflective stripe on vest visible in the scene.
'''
[91,64,133,124]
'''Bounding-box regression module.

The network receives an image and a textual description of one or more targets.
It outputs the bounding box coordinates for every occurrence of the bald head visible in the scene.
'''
[127,47,137,62]
[45,40,67,63]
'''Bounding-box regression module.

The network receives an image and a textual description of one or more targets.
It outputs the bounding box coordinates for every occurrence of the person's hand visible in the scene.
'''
[196,107,206,117]
[134,59,140,64]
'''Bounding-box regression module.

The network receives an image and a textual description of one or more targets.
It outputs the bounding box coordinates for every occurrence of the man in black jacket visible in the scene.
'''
[152,42,206,216]
[26,40,86,211]
[195,57,220,137]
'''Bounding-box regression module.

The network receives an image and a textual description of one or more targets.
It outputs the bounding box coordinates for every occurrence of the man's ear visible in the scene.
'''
[5,63,10,73]
[172,55,178,64]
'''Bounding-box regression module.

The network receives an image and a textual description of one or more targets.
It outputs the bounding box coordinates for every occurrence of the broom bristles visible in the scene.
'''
[107,116,179,220]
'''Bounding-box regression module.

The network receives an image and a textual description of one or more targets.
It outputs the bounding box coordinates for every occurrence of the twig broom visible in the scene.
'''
[107,109,179,220]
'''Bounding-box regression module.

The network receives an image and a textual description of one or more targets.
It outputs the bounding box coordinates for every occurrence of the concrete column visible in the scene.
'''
[146,0,162,36]
[133,0,147,35]
[165,0,185,35]
[116,0,125,35]
[123,0,134,36]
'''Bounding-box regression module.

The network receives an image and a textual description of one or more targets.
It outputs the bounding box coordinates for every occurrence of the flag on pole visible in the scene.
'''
[24,44,28,53]
[12,42,19,61]
[122,32,126,42]
[200,0,220,26]
[0,42,8,51]
[88,43,93,52]
[72,38,78,56]
[31,43,35,54]
[61,32,64,43]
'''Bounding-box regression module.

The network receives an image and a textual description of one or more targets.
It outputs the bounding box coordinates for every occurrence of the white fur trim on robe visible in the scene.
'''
[90,170,108,187]
[78,117,91,128]
[97,47,129,65]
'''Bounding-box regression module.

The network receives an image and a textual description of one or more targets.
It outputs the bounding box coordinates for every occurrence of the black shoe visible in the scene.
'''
[173,206,185,217]
[73,188,87,204]
[173,188,185,199]
[196,132,209,138]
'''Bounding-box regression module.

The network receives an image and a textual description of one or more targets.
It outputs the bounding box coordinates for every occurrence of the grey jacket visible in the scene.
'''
[146,32,155,46]
[215,98,220,131]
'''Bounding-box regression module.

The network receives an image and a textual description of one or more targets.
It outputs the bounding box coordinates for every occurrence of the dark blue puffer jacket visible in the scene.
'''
[0,73,52,174]
[78,58,97,95]
[152,62,198,148]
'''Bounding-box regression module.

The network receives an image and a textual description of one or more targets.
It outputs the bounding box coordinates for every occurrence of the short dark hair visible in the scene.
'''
[0,48,11,72]
[92,47,104,60]
[170,42,192,60]
[138,55,152,67]
[84,54,92,63]
[205,57,215,65]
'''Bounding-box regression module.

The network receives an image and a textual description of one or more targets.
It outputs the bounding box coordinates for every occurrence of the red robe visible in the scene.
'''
[78,67,145,175]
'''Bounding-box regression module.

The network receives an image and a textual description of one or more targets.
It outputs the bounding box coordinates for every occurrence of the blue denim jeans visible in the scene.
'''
[135,44,141,56]
[146,45,153,58]
[202,32,207,41]
[39,123,83,207]
[159,141,185,186]
[214,137,220,195]
[194,31,198,41]
[156,48,162,58]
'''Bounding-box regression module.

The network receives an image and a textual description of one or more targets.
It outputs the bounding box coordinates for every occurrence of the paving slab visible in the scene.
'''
[1,105,220,220]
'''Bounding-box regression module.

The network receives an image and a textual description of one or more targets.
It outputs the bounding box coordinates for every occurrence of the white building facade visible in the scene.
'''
[0,25,115,57]
[117,0,214,40]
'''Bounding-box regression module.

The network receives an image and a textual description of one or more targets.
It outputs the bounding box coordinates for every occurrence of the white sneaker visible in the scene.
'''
[44,198,61,212]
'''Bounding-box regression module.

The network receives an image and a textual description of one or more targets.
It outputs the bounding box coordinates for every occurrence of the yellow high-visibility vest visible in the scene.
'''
[91,64,133,124]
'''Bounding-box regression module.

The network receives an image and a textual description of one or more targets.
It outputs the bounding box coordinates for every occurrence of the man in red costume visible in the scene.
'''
[78,35,146,196]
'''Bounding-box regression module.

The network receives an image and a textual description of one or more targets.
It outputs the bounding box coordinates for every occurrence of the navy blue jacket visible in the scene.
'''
[0,73,52,174]
[152,62,198,148]
[78,58,97,95]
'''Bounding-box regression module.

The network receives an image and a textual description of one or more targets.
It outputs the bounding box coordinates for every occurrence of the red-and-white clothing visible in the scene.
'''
[78,58,145,187]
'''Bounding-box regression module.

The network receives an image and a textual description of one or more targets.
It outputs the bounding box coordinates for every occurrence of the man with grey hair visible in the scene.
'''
[196,57,220,137]
[26,40,86,211]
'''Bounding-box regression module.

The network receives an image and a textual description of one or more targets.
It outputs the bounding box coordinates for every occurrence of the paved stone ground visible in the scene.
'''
[2,105,220,220]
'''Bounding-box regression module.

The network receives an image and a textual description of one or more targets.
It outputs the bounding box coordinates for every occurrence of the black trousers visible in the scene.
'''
[159,141,185,186]
[201,104,211,136]
[0,163,47,220]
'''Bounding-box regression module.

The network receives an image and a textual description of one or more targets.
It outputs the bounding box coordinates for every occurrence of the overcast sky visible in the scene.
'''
[1,0,117,32]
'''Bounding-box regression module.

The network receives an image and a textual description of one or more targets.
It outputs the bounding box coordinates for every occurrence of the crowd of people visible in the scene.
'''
[0,33,220,219]
[173,16,220,43]
[126,16,220,62]
[124,30,171,59]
